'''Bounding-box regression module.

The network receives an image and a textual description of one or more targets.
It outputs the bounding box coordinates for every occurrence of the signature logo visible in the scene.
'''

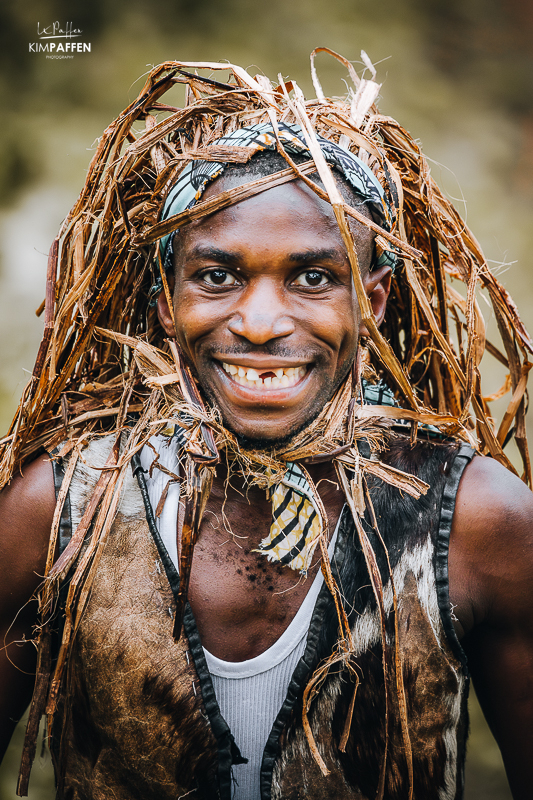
[37,21,83,40]
[29,22,91,56]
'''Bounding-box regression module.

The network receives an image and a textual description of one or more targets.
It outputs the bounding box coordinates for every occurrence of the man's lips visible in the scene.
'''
[216,359,309,391]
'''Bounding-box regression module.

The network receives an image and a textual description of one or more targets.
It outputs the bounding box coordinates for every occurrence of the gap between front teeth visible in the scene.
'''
[222,362,307,389]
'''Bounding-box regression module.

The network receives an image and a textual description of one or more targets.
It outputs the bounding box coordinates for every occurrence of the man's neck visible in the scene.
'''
[207,458,344,543]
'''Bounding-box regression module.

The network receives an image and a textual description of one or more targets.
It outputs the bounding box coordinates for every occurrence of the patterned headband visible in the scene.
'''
[155,122,399,293]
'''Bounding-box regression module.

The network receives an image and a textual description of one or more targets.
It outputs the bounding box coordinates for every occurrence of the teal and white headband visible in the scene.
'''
[153,122,399,301]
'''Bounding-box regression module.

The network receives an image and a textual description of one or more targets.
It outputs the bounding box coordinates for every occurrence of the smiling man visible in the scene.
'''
[158,149,385,447]
[1,58,533,800]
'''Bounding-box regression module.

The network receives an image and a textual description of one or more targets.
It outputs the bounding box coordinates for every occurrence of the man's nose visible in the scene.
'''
[227,282,295,344]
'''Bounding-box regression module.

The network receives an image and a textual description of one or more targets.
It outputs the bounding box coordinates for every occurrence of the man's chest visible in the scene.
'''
[184,489,322,660]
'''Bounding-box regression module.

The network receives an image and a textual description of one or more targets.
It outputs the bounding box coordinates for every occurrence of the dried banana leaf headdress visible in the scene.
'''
[8,49,532,795]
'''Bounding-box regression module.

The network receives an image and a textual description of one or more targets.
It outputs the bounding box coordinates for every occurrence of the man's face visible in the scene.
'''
[159,174,389,445]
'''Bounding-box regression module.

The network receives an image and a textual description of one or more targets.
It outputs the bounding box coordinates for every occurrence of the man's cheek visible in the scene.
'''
[313,313,359,359]
[174,296,211,345]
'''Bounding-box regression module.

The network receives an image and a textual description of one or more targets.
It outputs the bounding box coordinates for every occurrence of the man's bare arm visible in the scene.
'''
[450,455,533,800]
[0,454,56,761]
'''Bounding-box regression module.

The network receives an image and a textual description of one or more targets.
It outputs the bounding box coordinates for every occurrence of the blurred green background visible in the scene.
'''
[1,0,532,797]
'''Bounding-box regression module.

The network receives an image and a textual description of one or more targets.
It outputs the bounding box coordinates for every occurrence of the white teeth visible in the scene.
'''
[221,362,307,390]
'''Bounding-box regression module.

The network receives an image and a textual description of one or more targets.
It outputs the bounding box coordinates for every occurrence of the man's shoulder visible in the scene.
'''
[0,453,56,614]
[456,453,533,521]
[454,453,533,560]
[450,454,533,634]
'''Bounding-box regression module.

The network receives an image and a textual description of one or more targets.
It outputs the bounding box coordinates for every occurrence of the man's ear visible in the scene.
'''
[359,265,392,336]
[156,276,176,338]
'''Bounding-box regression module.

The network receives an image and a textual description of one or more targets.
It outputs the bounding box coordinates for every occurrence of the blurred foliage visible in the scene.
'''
[413,0,533,116]
[0,0,531,797]
[1,0,532,204]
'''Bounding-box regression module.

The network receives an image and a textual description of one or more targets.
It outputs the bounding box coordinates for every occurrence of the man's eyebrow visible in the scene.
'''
[186,245,242,265]
[184,245,345,265]
[288,248,345,264]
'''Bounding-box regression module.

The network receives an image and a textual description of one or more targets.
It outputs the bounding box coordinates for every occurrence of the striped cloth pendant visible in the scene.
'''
[255,463,322,575]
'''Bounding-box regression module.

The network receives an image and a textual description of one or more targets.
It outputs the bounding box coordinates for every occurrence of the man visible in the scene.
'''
[1,56,533,800]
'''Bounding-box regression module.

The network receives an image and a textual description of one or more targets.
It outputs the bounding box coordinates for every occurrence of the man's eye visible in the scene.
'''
[292,270,329,288]
[203,269,238,286]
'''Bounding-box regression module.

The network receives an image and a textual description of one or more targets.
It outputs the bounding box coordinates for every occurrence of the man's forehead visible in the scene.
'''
[173,173,374,270]
[201,160,374,215]
[159,126,391,277]
[194,174,344,229]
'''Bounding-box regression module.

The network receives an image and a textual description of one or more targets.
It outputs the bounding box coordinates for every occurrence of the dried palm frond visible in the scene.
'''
[0,51,530,487]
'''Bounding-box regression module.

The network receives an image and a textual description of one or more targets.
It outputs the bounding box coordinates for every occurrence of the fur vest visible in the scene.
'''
[48,433,473,799]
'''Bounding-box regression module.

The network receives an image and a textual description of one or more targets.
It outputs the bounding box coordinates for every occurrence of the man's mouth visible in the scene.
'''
[221,361,308,390]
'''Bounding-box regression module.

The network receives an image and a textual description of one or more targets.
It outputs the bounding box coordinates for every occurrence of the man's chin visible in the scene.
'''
[216,408,324,452]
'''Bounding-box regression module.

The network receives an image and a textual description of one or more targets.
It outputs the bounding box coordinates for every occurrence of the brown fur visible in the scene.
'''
[53,512,219,799]
[272,548,467,799]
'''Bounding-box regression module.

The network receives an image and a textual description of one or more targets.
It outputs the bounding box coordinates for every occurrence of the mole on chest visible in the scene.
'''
[186,512,317,658]
[180,466,342,659]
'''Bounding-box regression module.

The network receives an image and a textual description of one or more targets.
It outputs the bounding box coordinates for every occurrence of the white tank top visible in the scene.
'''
[140,436,338,800]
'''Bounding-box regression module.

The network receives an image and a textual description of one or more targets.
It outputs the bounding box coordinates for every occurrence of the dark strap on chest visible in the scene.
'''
[132,452,246,800]
[435,442,476,669]
[50,448,73,556]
